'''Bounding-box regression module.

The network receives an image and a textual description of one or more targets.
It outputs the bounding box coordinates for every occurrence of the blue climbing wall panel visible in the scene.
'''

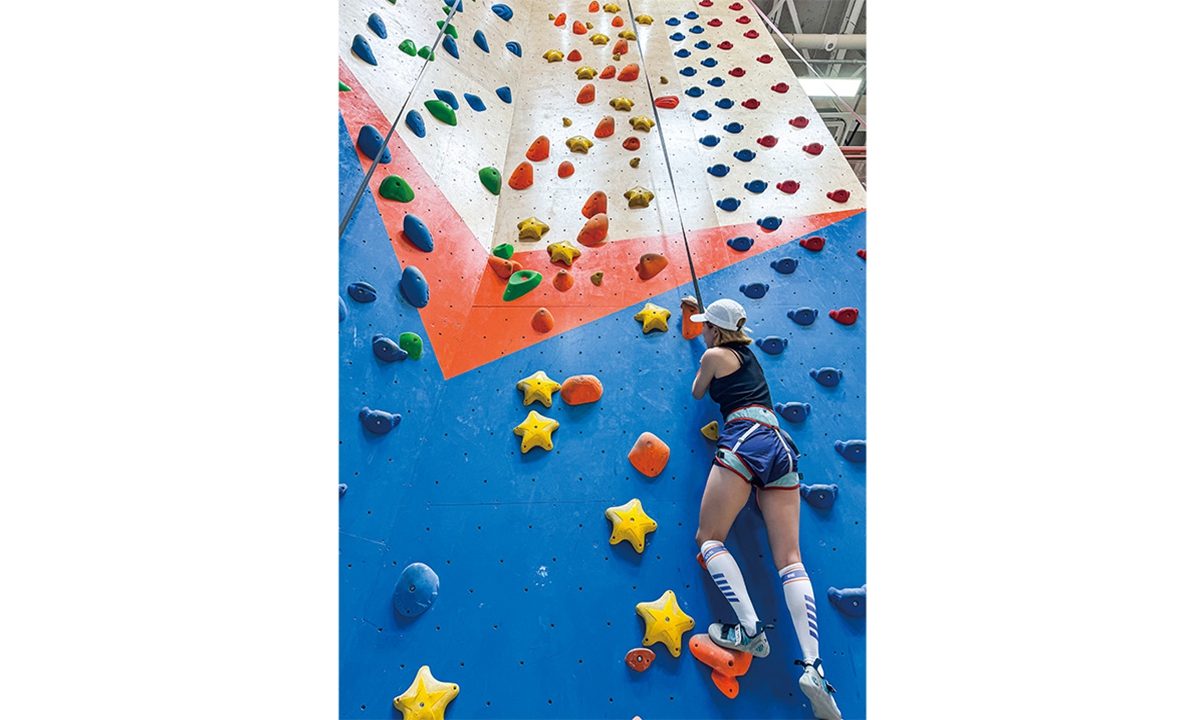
[340,115,867,718]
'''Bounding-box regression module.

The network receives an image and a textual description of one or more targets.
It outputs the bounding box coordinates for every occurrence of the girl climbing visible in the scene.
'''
[684,296,842,720]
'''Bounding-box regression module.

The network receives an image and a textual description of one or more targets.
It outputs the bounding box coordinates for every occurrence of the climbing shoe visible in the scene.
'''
[708,620,770,658]
[797,658,842,720]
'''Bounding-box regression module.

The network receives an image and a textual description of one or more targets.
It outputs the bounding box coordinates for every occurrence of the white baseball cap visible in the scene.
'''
[690,298,752,333]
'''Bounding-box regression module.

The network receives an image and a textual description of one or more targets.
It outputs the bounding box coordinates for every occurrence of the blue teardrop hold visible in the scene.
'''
[828,585,866,617]
[755,335,788,355]
[496,86,513,103]
[685,86,705,97]
[464,93,485,111]
[670,32,685,41]
[714,98,734,109]
[692,109,711,120]
[367,13,387,39]
[492,3,513,21]
[393,562,440,617]
[372,334,409,362]
[699,135,720,147]
[776,402,813,424]
[433,88,459,110]
[338,296,347,322]
[685,11,699,19]
[724,122,744,133]
[680,67,697,76]
[351,35,378,66]
[770,257,798,274]
[675,48,691,57]
[744,179,767,193]
[695,40,711,49]
[442,35,459,59]
[347,281,377,303]
[787,307,817,325]
[359,407,401,435]
[726,235,754,251]
[800,483,838,509]
[707,163,729,176]
[405,110,426,138]
[716,197,741,212]
[689,25,704,34]
[733,148,756,162]
[505,41,522,57]
[666,17,681,25]
[740,282,769,299]
[473,29,490,52]
[810,367,843,387]
[834,439,865,462]
[701,57,718,68]
[758,216,783,231]
[400,265,431,308]
[356,125,391,163]
[402,213,434,252]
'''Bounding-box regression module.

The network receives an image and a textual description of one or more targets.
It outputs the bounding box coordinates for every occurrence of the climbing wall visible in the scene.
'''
[339,0,865,717]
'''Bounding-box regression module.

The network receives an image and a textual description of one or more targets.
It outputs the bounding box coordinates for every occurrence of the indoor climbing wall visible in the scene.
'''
[339,0,866,717]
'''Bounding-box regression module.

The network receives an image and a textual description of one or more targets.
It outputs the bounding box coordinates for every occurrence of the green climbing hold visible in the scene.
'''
[493,243,515,259]
[479,167,501,195]
[503,270,543,301]
[424,100,457,126]
[339,81,351,92]
[399,39,417,55]
[418,45,435,60]
[442,5,452,14]
[398,332,423,360]
[436,21,459,39]
[379,175,415,202]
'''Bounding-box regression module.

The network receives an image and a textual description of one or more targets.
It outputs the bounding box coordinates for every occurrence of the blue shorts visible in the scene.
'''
[712,406,801,490]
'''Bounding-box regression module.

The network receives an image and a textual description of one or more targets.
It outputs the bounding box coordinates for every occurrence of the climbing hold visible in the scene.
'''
[811,367,843,387]
[567,48,583,62]
[589,0,600,11]
[579,190,608,219]
[493,244,515,259]
[590,272,604,286]
[347,282,377,303]
[463,93,486,111]
[478,166,501,195]
[680,297,703,339]
[356,125,391,163]
[770,257,797,274]
[517,370,561,407]
[359,407,401,435]
[757,135,778,148]
[351,35,378,65]
[399,265,430,308]
[547,241,582,267]
[685,86,705,98]
[624,186,655,208]
[367,13,387,38]
[398,39,417,56]
[504,41,522,57]
[338,296,347,322]
[689,634,753,699]
[378,175,414,202]
[487,255,522,279]
[558,161,575,178]
[566,135,594,153]
[442,35,460,59]
[777,180,800,194]
[728,67,745,77]
[603,2,620,11]
[629,115,655,131]
[724,122,744,134]
[573,20,588,34]
[719,40,734,50]
[707,18,722,26]
[696,40,712,49]
[727,235,754,252]
[517,217,549,241]
[513,410,559,452]
[701,421,720,440]
[771,82,789,93]
[699,135,721,148]
[693,109,711,121]
[606,498,658,553]
[496,86,512,103]
[618,63,641,81]
[800,483,837,509]
[830,307,859,325]
[775,401,812,423]
[472,29,489,52]
[562,117,572,127]
[654,96,680,109]
[628,431,670,476]
[339,80,351,92]
[742,98,760,109]
[625,647,657,672]
[755,336,787,355]
[433,89,459,110]
[787,307,817,326]
[493,3,513,21]
[398,332,423,359]
[502,270,543,301]
[756,54,773,63]
[423,99,457,126]
[392,563,439,616]
[680,66,697,76]
[613,38,629,55]
[789,116,810,128]
[392,666,458,720]
[857,249,867,260]
[599,65,617,79]
[444,0,461,10]
[758,216,782,231]
[740,282,769,299]
[715,98,734,109]
[834,440,866,463]
[636,590,694,658]
[733,149,756,162]
[594,115,615,138]
[524,135,550,162]
[828,585,866,617]
[339,482,347,496]
[621,30,639,40]
[716,197,740,212]
[827,189,851,203]
[691,24,706,33]
[552,12,566,25]
[798,236,825,251]
[543,48,564,62]
[577,213,609,246]
[576,83,596,104]
[634,14,654,24]
[417,45,435,61]
[803,142,824,155]
[561,375,603,405]
[675,48,691,58]
[590,33,610,45]
[707,163,729,176]
[397,214,432,253]
[609,97,635,112]
[744,179,767,194]
[633,302,671,332]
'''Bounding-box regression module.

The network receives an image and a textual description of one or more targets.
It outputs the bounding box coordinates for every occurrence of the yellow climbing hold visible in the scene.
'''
[634,303,671,333]
[634,14,654,24]
[701,421,720,440]
[562,117,573,127]
[609,96,634,111]
[590,33,609,45]
[586,21,594,29]
[575,66,597,79]
[513,410,560,453]
[606,498,658,553]
[659,75,669,84]
[619,29,638,40]
[624,185,655,208]
[516,370,561,408]
[565,135,595,153]
[603,2,620,12]
[392,666,459,720]
[547,241,582,267]
[630,157,640,168]
[635,590,694,657]
[629,115,655,131]
[517,216,550,241]
[543,49,564,62]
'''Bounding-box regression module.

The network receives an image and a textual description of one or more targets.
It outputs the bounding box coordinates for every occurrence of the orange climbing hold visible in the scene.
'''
[508,161,534,190]
[617,63,640,81]
[487,255,522,279]
[526,135,550,162]
[573,20,588,34]
[625,647,656,672]
[594,115,615,138]
[622,137,640,151]
[680,297,703,339]
[554,12,566,26]
[613,38,629,54]
[577,83,596,104]
[567,48,582,61]
[582,190,607,218]
[589,0,600,11]
[561,375,604,405]
[531,308,555,333]
[654,96,679,109]
[552,269,575,291]
[689,634,753,699]
[558,161,575,178]
[628,431,670,476]
[636,253,668,280]
[612,15,625,27]
[576,213,609,246]
[599,65,617,79]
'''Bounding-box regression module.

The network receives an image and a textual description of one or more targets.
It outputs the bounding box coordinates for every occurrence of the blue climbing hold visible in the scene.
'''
[800,483,838,509]
[685,86,705,97]
[787,307,818,325]
[695,40,711,49]
[338,296,347,322]
[834,439,866,462]
[404,110,426,138]
[811,367,843,387]
[758,216,783,231]
[707,76,725,87]
[775,401,812,423]
[464,93,485,111]
[714,98,734,109]
[684,10,699,19]
[473,29,489,52]
[755,336,787,355]
[716,197,740,212]
[670,32,685,41]
[692,109,711,120]
[359,407,401,435]
[442,35,459,59]
[443,0,462,9]
[496,86,512,103]
[744,179,767,194]
[733,149,756,162]
[402,213,434,252]
[666,17,681,25]
[347,281,377,303]
[400,265,430,308]
[492,3,513,21]
[433,89,459,110]
[675,48,691,58]
[770,257,798,274]
[726,235,753,251]
[680,66,697,76]
[367,13,387,39]
[394,562,440,617]
[689,25,704,33]
[339,483,348,497]
[356,125,391,163]
[351,35,378,65]
[699,135,720,147]
[724,122,744,134]
[372,334,409,362]
[828,585,866,617]
[740,282,769,299]
[505,41,522,57]
[707,163,729,176]
[701,57,718,68]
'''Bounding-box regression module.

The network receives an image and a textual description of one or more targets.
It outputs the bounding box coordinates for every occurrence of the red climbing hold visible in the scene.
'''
[728,67,745,77]
[553,270,576,292]
[577,83,596,104]
[599,65,617,79]
[508,161,534,190]
[857,249,866,260]
[654,96,680,109]
[756,54,773,63]
[736,15,751,23]
[707,18,723,26]
[798,236,825,252]
[771,82,789,93]
[567,48,582,61]
[742,98,760,109]
[531,307,555,333]
[777,180,799,194]
[554,13,566,26]
[573,20,588,34]
[718,40,734,50]
[744,29,759,38]
[617,63,640,81]
[827,189,850,203]
[830,307,859,325]
[487,255,523,278]
[757,135,778,148]
[803,142,824,155]
[789,116,810,128]
[699,0,713,5]
[582,190,607,218]
[526,135,550,161]
[558,161,575,178]
[622,136,641,151]
[636,253,668,280]
[729,2,744,8]
[595,115,615,138]
[626,647,657,672]
[577,213,609,246]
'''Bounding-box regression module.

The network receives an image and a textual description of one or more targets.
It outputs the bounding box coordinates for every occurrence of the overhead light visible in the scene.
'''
[798,78,861,97]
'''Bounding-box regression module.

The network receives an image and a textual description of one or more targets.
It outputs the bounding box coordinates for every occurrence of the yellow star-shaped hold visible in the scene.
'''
[609,96,635,111]
[635,590,694,657]
[513,410,560,453]
[619,29,638,40]
[606,498,658,553]
[516,370,561,408]
[543,49,564,62]
[547,241,582,267]
[392,665,459,720]
[575,66,597,79]
[565,135,594,154]
[629,115,655,131]
[590,33,609,45]
[634,303,671,333]
[634,14,654,25]
[701,421,720,440]
[517,216,550,241]
[624,185,655,208]
[603,3,620,12]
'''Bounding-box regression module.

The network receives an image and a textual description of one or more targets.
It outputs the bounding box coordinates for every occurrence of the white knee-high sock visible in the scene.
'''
[779,561,821,662]
[700,540,761,634]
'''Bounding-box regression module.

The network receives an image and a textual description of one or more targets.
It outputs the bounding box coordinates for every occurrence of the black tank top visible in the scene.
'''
[708,344,773,418]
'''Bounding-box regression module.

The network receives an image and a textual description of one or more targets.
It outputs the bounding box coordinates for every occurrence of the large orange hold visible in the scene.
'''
[552,269,575,291]
[636,253,668,280]
[561,375,604,405]
[617,63,640,81]
[567,48,582,61]
[573,20,587,34]
[576,83,596,104]
[526,135,550,162]
[576,213,609,246]
[654,96,679,109]
[487,255,522,279]
[681,298,703,339]
[594,115,615,138]
[599,65,616,79]
[612,15,625,27]
[689,634,752,699]
[554,12,566,26]
[531,308,555,333]
[622,137,640,151]
[581,190,607,217]
[628,431,669,476]
[558,161,575,178]
[625,647,655,672]
[613,38,628,55]
[508,161,534,190]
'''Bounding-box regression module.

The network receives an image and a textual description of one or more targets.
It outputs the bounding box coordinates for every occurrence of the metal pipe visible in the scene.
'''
[785,58,866,65]
[773,33,866,51]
